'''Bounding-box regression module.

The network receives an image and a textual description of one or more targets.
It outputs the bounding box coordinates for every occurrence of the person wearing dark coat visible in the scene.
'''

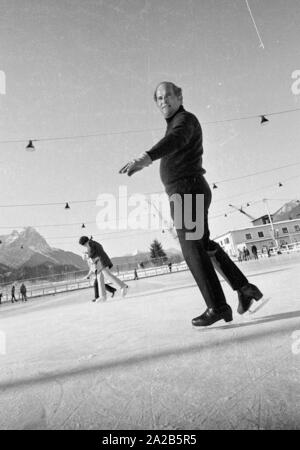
[11,285,17,303]
[251,245,258,260]
[133,268,139,280]
[84,254,116,301]
[20,283,27,301]
[79,237,128,302]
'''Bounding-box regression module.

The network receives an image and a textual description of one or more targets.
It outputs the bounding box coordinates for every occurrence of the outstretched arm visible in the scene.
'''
[119,152,152,176]
[119,112,197,176]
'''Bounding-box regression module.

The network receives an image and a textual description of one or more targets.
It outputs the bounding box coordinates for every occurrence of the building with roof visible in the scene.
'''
[214,201,300,258]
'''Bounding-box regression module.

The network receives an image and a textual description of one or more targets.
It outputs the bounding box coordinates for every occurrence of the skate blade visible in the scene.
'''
[248,297,271,314]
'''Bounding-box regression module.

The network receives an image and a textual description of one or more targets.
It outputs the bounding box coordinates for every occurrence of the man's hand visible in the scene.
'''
[119,152,152,176]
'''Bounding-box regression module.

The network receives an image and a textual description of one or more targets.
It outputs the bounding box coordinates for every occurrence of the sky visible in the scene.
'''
[0,0,300,257]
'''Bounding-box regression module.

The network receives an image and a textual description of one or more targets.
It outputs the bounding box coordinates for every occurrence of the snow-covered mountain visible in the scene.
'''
[273,200,300,222]
[0,227,87,271]
[0,262,11,275]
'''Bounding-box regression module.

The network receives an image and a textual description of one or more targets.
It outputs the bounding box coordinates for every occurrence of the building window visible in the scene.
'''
[295,225,300,232]
[258,231,264,238]
[245,233,252,240]
[224,238,230,244]
[282,227,288,234]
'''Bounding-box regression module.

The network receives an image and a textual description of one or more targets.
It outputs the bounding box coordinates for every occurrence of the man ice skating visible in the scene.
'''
[79,236,128,302]
[119,81,263,326]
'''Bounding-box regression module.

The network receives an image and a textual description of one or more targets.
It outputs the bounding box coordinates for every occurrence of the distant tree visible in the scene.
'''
[168,253,184,264]
[149,239,168,265]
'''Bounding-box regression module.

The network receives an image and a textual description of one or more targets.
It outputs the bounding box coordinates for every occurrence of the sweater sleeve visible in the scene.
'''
[147,112,196,161]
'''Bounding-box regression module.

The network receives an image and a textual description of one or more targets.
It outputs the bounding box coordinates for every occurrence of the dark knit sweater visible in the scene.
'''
[147,105,206,187]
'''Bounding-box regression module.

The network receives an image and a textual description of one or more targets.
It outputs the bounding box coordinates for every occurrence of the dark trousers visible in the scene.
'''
[167,175,248,309]
[93,278,116,299]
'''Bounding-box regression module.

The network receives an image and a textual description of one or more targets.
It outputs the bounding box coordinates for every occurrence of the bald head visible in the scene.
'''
[154,82,183,119]
[153,81,182,102]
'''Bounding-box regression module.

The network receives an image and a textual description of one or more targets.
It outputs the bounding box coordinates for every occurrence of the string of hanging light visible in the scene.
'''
[0,107,299,151]
[0,161,299,210]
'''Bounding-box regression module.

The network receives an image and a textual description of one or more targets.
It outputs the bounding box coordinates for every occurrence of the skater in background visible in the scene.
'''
[0,290,2,304]
[243,246,250,261]
[251,245,258,260]
[133,268,139,280]
[11,284,17,303]
[238,249,243,262]
[83,253,116,302]
[79,236,128,302]
[20,283,27,302]
[120,81,263,326]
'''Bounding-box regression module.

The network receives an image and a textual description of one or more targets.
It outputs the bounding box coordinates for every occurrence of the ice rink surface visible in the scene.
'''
[0,254,300,430]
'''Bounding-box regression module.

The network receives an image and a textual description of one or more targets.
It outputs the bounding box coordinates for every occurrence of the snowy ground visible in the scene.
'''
[0,254,300,430]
